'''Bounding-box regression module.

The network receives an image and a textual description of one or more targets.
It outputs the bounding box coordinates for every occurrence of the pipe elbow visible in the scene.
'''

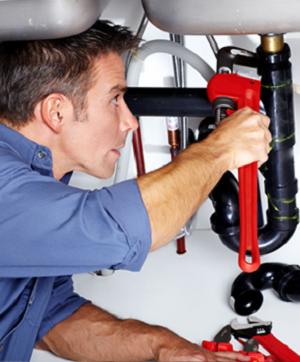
[231,262,300,315]
[209,171,239,226]
[209,171,298,255]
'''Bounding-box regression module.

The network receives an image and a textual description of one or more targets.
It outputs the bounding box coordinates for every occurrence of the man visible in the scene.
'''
[0,20,271,361]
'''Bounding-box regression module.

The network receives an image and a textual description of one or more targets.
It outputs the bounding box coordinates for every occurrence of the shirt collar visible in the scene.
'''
[0,122,53,173]
[0,123,73,183]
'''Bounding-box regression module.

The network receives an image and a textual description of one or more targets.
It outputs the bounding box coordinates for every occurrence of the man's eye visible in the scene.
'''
[112,95,119,105]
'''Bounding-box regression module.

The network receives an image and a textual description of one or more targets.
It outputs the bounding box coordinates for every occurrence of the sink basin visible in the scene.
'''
[0,0,110,41]
[141,0,300,35]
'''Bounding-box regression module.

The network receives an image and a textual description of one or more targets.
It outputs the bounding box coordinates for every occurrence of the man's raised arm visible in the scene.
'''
[137,107,272,250]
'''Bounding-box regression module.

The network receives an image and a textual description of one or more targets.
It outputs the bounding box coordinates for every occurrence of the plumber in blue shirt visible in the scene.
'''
[0,20,272,362]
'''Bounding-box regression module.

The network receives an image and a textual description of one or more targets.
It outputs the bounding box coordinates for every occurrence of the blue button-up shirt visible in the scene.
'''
[0,123,152,361]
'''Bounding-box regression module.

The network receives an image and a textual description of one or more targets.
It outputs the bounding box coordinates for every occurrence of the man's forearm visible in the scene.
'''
[137,108,271,250]
[36,303,251,362]
[137,137,228,251]
[37,303,161,361]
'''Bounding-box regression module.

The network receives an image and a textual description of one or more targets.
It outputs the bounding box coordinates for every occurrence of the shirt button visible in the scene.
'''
[0,344,3,352]
[37,151,46,159]
[29,299,33,306]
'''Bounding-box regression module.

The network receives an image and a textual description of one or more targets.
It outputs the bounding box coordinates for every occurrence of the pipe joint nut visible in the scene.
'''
[257,43,291,65]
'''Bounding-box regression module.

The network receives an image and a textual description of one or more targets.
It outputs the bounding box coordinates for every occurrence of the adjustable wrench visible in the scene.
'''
[231,316,300,362]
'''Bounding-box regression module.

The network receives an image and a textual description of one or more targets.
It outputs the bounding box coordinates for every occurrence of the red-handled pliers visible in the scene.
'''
[202,324,233,352]
[202,324,274,361]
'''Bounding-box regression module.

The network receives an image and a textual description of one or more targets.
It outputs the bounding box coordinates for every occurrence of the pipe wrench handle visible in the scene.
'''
[238,162,260,273]
[255,334,300,362]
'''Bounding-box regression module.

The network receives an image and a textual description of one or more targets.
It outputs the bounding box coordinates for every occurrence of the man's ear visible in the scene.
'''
[40,94,73,134]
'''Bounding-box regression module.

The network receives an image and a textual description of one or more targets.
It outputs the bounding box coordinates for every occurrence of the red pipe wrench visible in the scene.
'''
[207,73,261,272]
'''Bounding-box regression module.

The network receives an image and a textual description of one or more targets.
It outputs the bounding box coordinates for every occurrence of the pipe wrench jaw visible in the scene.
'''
[217,46,258,74]
[212,96,237,125]
[230,317,272,340]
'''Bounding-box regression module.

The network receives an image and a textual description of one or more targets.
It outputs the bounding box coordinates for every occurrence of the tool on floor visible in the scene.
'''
[243,338,276,362]
[231,316,300,362]
[202,324,233,352]
[202,322,274,361]
[202,324,275,362]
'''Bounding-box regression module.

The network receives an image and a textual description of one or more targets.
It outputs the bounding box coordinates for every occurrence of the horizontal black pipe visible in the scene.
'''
[124,87,213,117]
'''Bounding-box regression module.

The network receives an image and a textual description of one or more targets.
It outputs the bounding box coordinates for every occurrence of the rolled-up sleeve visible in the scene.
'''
[0,158,152,277]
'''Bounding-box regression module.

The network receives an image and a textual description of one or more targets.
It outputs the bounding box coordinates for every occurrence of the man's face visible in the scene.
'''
[65,52,138,179]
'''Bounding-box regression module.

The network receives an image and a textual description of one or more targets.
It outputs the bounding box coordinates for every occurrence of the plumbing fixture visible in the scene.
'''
[260,34,284,54]
[132,122,146,177]
[169,34,188,253]
[167,117,180,159]
[126,40,215,86]
[231,262,300,316]
[169,34,189,151]
[124,13,149,74]
[141,0,300,36]
[206,36,219,58]
[0,0,110,41]
[124,88,212,117]
[208,38,299,261]
[166,116,186,253]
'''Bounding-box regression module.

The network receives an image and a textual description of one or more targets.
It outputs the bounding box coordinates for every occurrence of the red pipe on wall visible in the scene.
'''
[132,119,186,254]
[132,125,146,177]
[168,117,186,255]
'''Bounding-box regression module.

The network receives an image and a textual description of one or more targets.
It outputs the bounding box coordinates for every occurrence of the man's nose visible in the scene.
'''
[120,102,139,132]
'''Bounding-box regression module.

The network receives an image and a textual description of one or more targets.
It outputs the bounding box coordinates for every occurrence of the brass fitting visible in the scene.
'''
[260,34,284,53]
[168,129,180,149]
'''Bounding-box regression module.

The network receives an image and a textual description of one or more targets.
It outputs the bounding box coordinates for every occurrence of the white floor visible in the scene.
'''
[31,226,300,361]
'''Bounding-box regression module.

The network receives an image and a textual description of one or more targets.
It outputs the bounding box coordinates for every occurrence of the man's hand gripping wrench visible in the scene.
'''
[231,316,300,361]
[207,47,261,273]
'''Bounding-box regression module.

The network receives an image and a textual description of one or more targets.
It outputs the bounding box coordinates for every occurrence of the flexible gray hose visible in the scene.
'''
[170,34,188,151]
[126,39,215,86]
[206,35,219,58]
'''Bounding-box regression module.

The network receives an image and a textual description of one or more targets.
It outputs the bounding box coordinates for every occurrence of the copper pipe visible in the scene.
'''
[167,116,187,254]
[132,125,146,177]
[168,128,180,150]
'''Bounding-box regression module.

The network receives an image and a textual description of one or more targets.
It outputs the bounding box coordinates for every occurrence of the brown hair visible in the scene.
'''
[0,20,141,127]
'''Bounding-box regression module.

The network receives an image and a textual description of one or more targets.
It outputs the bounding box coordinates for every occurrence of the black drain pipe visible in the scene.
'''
[208,40,299,256]
[231,262,300,315]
